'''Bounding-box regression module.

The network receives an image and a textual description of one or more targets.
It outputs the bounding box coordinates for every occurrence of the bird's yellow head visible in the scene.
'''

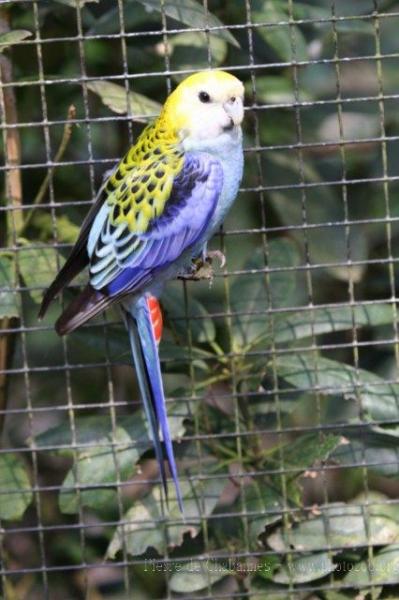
[160,70,244,145]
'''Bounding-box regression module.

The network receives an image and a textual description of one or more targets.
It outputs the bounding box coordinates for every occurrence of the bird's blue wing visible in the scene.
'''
[89,152,223,298]
[54,152,223,335]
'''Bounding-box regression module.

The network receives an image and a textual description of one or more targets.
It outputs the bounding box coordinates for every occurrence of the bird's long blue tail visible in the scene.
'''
[124,295,183,512]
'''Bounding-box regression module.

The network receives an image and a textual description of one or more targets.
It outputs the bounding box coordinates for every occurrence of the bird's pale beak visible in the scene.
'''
[223,97,244,126]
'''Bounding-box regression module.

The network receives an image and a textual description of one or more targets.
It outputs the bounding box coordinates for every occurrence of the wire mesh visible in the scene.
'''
[2,0,399,598]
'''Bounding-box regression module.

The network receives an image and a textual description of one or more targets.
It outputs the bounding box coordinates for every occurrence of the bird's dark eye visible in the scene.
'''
[199,91,211,103]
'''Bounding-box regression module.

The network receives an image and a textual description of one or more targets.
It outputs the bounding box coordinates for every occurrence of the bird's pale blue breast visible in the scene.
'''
[187,128,244,247]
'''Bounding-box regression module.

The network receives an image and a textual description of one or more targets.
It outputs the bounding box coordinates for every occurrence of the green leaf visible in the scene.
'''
[162,285,216,344]
[170,560,230,593]
[230,239,301,349]
[33,213,80,245]
[267,432,342,475]
[169,32,227,75]
[51,402,190,513]
[160,341,211,372]
[0,454,32,521]
[267,503,399,553]
[261,434,341,516]
[248,389,306,418]
[136,0,239,47]
[0,30,31,52]
[335,20,375,35]
[245,482,285,545]
[59,425,131,514]
[256,555,281,582]
[318,112,380,143]
[87,80,161,120]
[252,0,308,62]
[324,591,358,600]
[350,491,399,523]
[73,322,211,371]
[89,1,159,35]
[36,414,131,451]
[17,245,61,303]
[267,238,303,309]
[55,216,80,244]
[274,354,399,422]
[248,75,312,105]
[265,0,330,20]
[281,1,330,20]
[107,452,227,557]
[230,249,268,349]
[266,153,368,283]
[249,579,309,600]
[273,303,395,345]
[72,326,129,362]
[90,0,238,44]
[271,551,336,584]
[334,429,399,478]
[53,0,98,6]
[0,254,18,319]
[343,543,399,587]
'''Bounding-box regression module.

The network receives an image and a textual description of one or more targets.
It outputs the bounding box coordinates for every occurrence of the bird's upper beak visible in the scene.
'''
[223,96,244,126]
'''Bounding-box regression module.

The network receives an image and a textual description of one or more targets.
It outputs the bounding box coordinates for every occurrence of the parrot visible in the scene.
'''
[39,70,245,512]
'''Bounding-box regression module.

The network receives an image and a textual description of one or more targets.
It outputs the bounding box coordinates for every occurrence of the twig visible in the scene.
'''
[21,103,76,235]
[0,12,23,241]
[0,8,23,434]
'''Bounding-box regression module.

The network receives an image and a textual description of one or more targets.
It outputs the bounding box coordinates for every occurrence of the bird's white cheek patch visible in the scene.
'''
[187,106,226,140]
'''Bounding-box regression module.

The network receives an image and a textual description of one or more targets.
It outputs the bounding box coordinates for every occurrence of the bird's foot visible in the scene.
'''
[178,258,214,281]
[178,250,226,282]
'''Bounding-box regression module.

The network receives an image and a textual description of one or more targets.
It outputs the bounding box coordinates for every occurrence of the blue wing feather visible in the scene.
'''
[91,152,223,299]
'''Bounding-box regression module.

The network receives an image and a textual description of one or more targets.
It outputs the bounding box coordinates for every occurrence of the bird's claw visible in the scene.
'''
[178,250,226,282]
[205,250,226,269]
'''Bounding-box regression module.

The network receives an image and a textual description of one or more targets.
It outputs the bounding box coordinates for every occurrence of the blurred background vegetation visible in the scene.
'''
[3,0,399,598]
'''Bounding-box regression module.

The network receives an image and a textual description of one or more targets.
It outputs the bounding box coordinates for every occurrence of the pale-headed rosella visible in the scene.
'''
[39,70,245,512]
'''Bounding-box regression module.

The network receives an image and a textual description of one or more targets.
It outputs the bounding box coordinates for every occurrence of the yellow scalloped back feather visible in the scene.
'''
[105,117,184,233]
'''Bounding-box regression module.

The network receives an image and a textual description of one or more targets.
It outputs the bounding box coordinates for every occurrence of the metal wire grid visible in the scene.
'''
[1,0,399,598]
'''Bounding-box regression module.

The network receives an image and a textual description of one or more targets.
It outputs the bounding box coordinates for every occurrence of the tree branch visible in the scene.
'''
[0,8,23,432]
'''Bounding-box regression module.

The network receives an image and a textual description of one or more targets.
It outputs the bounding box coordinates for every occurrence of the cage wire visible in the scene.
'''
[2,0,399,598]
